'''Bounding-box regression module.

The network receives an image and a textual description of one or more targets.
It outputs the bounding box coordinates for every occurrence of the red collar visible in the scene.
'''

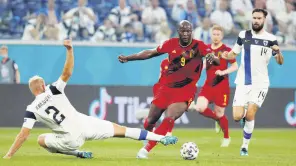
[179,39,193,48]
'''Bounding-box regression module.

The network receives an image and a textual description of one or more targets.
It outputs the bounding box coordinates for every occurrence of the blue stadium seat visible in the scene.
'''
[25,0,42,14]
[88,0,104,5]
[9,16,24,36]
[90,0,115,25]
[0,2,8,16]
[10,1,27,19]
[57,0,75,13]
[9,0,24,5]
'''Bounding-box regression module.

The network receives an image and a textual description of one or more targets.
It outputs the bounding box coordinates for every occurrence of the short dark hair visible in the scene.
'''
[252,8,268,17]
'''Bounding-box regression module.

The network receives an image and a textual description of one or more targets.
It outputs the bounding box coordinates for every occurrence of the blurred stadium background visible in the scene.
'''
[0,0,295,165]
[0,0,295,44]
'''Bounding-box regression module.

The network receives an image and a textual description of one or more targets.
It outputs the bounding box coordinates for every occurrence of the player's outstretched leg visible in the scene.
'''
[196,97,218,120]
[196,97,222,135]
[137,103,187,159]
[112,123,178,146]
[143,104,165,131]
[37,134,92,159]
[135,106,165,146]
[214,105,230,147]
[240,103,257,156]
[141,105,166,146]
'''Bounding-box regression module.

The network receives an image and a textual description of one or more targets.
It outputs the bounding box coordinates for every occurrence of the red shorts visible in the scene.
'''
[152,83,196,109]
[198,84,230,107]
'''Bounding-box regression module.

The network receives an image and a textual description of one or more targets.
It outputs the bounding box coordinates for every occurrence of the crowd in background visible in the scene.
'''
[0,0,295,45]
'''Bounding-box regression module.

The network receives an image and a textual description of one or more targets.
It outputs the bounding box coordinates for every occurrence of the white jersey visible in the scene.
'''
[23,78,87,135]
[232,30,278,87]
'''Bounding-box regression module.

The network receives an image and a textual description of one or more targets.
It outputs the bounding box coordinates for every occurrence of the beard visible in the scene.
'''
[213,39,221,44]
[252,23,264,32]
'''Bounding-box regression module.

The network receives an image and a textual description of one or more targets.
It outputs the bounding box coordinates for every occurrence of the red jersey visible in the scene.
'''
[204,44,236,88]
[158,58,169,80]
[156,38,212,88]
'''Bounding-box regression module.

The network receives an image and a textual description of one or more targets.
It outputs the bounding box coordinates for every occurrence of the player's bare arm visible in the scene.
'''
[271,45,284,65]
[60,39,74,82]
[3,127,31,159]
[118,49,163,63]
[15,69,21,84]
[215,62,238,76]
[221,51,238,60]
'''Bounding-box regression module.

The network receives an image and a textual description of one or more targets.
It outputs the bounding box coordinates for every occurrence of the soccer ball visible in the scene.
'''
[180,142,199,160]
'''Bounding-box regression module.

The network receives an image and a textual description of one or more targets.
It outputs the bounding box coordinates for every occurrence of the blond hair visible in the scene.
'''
[211,25,224,33]
[28,75,45,94]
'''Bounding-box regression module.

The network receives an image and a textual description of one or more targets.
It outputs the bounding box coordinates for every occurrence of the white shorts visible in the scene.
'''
[232,85,269,108]
[44,117,114,152]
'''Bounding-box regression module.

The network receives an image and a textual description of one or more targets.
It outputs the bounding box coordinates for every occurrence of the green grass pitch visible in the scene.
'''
[0,128,295,166]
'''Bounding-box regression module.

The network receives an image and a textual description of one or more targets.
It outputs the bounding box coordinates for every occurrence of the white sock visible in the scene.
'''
[58,150,81,157]
[166,132,172,136]
[125,128,164,141]
[242,120,255,149]
[44,147,57,153]
[44,147,81,157]
[146,132,164,141]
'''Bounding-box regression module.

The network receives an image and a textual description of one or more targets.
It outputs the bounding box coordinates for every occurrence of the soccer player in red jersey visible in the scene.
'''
[118,20,220,159]
[196,25,238,147]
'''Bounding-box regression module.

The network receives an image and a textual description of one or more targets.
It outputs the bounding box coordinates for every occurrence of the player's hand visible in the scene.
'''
[221,51,229,59]
[271,45,280,53]
[205,53,215,64]
[118,55,128,63]
[63,39,73,50]
[215,70,226,76]
[3,154,12,159]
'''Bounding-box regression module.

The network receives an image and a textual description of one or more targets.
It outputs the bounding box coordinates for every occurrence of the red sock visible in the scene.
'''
[167,127,173,133]
[145,117,175,152]
[143,118,155,131]
[201,108,218,120]
[219,115,229,138]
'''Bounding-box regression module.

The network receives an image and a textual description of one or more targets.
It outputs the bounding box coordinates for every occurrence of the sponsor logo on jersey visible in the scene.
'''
[263,40,268,46]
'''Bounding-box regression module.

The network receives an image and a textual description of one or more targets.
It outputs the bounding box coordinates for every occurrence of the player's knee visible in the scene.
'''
[214,107,225,118]
[166,113,177,120]
[37,135,47,148]
[167,111,183,120]
[215,111,224,118]
[167,103,187,120]
[232,106,244,121]
[233,113,243,121]
[196,97,208,113]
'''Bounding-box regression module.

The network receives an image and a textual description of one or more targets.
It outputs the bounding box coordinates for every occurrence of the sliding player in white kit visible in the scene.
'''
[222,9,284,156]
[3,39,178,159]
